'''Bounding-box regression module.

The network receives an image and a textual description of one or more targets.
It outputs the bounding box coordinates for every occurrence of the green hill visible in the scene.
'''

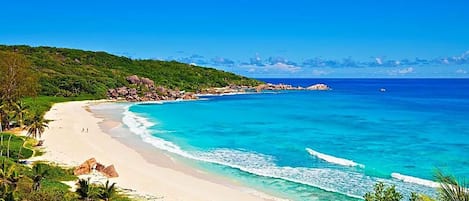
[0,45,262,98]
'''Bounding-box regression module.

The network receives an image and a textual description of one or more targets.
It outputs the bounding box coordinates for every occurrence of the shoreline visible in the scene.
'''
[34,100,288,201]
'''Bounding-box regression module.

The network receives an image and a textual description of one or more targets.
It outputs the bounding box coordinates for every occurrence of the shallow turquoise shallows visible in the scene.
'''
[124,79,469,201]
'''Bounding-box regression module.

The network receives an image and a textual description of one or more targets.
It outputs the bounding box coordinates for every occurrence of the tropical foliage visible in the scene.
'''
[0,51,38,103]
[364,182,403,201]
[435,171,469,201]
[0,45,262,99]
[0,134,34,161]
[76,178,129,201]
[26,114,49,139]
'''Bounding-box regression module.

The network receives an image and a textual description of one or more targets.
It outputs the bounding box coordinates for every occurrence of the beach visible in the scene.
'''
[34,100,286,201]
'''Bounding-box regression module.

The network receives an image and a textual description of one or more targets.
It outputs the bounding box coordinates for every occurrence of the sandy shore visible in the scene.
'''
[34,100,285,201]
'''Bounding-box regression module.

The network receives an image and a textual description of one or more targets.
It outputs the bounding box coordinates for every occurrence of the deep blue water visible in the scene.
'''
[125,79,469,200]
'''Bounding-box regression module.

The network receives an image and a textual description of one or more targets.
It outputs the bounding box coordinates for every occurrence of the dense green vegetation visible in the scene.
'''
[0,45,262,99]
[0,134,34,161]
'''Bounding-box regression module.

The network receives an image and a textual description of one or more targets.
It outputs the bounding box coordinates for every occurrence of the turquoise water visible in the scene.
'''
[124,79,469,200]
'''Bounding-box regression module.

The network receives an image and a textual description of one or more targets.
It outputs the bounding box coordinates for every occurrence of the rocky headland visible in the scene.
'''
[107,75,197,101]
[107,75,330,101]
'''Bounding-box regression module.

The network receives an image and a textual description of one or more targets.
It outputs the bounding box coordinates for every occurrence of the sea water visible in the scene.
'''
[123,79,469,200]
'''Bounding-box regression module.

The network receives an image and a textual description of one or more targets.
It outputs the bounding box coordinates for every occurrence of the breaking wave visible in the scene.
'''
[306,148,365,168]
[391,173,440,188]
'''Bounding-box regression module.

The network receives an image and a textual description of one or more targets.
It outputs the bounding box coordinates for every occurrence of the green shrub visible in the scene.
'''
[17,189,79,201]
[364,182,403,201]
[30,162,77,181]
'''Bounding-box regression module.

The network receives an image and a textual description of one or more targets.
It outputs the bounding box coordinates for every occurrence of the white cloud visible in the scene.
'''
[398,67,414,74]
[270,62,301,73]
[375,57,383,65]
[238,62,301,76]
[388,67,414,75]
[312,69,330,76]
[456,69,467,74]
[443,58,449,64]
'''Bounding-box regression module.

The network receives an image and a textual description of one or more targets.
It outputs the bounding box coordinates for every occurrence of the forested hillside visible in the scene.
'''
[0,45,262,98]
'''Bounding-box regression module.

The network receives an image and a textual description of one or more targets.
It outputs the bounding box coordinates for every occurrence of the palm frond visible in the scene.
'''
[436,170,469,201]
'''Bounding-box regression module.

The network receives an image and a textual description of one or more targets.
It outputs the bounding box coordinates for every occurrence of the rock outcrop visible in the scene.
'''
[306,84,330,90]
[109,75,330,100]
[200,83,331,94]
[101,165,119,178]
[107,75,197,102]
[74,158,119,178]
[73,158,97,175]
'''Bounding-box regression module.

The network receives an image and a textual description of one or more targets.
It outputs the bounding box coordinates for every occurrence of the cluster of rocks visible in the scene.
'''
[199,83,331,95]
[255,83,330,91]
[107,75,197,102]
[199,85,252,94]
[305,83,330,90]
[74,158,119,178]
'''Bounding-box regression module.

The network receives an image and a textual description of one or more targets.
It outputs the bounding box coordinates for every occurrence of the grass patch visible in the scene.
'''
[32,162,78,181]
[41,179,73,192]
[23,95,98,116]
[0,133,34,160]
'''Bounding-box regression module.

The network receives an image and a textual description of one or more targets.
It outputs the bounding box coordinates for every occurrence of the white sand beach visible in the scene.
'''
[34,101,285,201]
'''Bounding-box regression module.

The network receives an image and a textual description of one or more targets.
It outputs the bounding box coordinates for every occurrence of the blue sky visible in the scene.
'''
[1,0,469,78]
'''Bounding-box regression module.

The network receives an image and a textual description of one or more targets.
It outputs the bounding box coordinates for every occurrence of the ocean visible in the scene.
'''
[121,79,469,200]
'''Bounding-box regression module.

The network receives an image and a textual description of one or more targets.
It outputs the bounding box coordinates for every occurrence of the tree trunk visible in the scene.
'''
[17,138,25,161]
[0,113,2,157]
[6,134,12,158]
[0,134,3,157]
[19,113,23,129]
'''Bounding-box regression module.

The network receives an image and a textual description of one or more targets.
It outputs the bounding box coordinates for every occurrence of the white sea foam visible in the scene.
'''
[306,148,365,168]
[391,173,440,188]
[121,106,436,199]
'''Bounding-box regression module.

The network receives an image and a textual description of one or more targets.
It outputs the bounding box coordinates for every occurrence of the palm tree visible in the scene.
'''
[31,163,47,191]
[12,101,28,129]
[0,160,20,199]
[26,114,49,140]
[436,171,469,201]
[76,178,102,201]
[16,136,28,162]
[99,180,117,201]
[6,134,13,159]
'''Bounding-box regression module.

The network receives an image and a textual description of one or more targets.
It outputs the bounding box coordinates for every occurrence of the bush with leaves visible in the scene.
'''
[364,182,404,201]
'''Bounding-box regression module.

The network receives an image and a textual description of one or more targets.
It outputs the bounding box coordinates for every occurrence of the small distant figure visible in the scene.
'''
[380,88,386,92]
[86,128,89,133]
[82,128,85,132]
